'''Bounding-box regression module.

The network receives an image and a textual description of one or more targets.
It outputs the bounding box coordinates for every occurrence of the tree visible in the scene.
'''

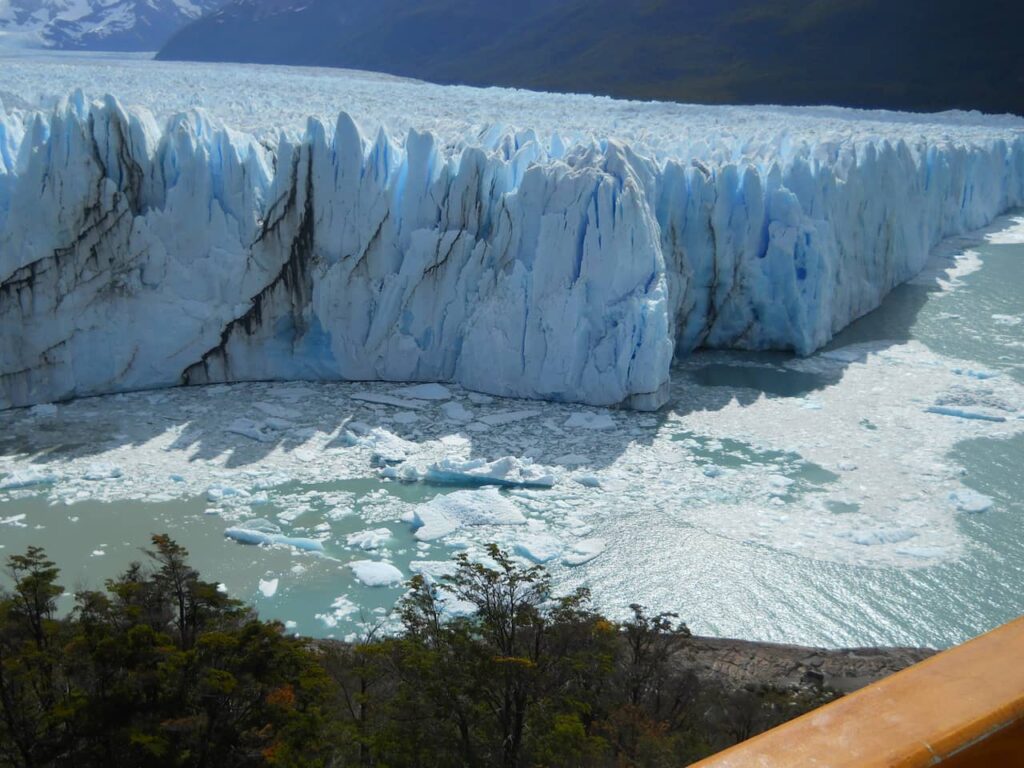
[0,540,839,768]
[0,547,67,768]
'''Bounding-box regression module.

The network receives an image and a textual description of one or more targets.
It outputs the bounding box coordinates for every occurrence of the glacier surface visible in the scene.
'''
[1,59,1023,410]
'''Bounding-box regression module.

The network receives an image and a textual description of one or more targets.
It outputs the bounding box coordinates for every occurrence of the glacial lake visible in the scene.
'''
[2,214,1022,649]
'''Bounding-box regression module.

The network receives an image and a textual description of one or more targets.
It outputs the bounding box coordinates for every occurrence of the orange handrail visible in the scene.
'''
[691,616,1024,767]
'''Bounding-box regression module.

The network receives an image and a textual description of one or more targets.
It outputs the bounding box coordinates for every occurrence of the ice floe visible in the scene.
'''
[411,489,527,542]
[349,560,404,587]
[346,528,392,551]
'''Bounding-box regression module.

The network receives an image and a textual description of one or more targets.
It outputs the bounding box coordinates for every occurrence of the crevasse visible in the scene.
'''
[1,93,1022,410]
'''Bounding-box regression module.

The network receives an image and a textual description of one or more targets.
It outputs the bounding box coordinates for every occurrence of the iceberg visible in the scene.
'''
[563,538,606,566]
[515,534,562,564]
[346,527,392,550]
[1,91,1023,411]
[424,456,556,488]
[349,560,404,587]
[224,519,325,552]
[0,469,57,490]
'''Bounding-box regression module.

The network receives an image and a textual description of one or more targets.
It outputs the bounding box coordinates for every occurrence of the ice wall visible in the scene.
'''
[1,94,1023,410]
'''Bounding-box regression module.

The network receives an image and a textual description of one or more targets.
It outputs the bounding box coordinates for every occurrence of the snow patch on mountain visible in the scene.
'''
[0,0,221,50]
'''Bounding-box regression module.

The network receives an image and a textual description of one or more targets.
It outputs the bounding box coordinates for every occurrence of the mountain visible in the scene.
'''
[157,0,1023,116]
[0,0,223,51]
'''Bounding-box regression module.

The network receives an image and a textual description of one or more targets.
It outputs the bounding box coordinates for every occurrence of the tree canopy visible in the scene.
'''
[0,538,834,767]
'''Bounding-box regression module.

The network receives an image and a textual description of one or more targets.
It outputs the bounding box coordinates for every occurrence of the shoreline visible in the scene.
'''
[675,636,936,695]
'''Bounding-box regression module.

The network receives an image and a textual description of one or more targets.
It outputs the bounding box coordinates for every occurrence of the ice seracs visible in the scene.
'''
[2,84,1022,411]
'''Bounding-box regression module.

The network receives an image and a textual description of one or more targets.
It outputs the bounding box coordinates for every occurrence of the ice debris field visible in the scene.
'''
[1,198,1024,646]
[1,57,1024,646]
[1,57,1024,410]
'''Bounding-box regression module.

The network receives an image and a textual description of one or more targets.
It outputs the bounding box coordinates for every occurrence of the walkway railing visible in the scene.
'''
[692,616,1024,767]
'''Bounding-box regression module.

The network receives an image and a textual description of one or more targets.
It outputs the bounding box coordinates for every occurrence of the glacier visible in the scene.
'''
[1,80,1023,410]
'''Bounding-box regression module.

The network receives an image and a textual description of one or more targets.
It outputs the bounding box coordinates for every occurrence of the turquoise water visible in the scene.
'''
[557,227,1024,649]
[1,221,1022,648]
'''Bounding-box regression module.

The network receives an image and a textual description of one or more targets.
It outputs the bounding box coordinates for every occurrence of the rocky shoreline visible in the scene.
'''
[675,636,936,695]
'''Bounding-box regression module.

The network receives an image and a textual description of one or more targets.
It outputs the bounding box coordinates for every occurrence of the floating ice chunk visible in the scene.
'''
[837,461,858,472]
[411,507,463,541]
[391,384,452,401]
[574,474,601,488]
[284,620,298,630]
[952,368,999,380]
[224,522,325,552]
[392,412,420,425]
[439,598,477,617]
[478,411,540,427]
[225,418,277,442]
[83,464,123,481]
[702,466,724,478]
[564,412,616,430]
[412,489,527,541]
[563,539,605,566]
[350,560,404,587]
[254,401,301,419]
[409,560,458,584]
[259,578,279,598]
[0,469,56,490]
[467,392,495,405]
[91,550,105,557]
[28,403,58,418]
[425,457,556,488]
[317,595,358,627]
[207,486,248,503]
[362,428,417,465]
[385,464,422,482]
[347,528,392,550]
[263,417,297,431]
[515,534,562,564]
[949,489,994,513]
[992,314,1022,327]
[441,401,474,422]
[842,528,917,546]
[895,546,949,560]
[925,406,1007,423]
[351,393,426,410]
[1,514,27,527]
[768,475,794,489]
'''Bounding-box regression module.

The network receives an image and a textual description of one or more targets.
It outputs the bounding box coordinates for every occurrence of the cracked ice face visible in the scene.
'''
[1,58,1023,411]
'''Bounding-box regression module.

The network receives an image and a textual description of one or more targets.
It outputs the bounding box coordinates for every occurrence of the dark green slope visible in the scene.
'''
[158,0,1024,115]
